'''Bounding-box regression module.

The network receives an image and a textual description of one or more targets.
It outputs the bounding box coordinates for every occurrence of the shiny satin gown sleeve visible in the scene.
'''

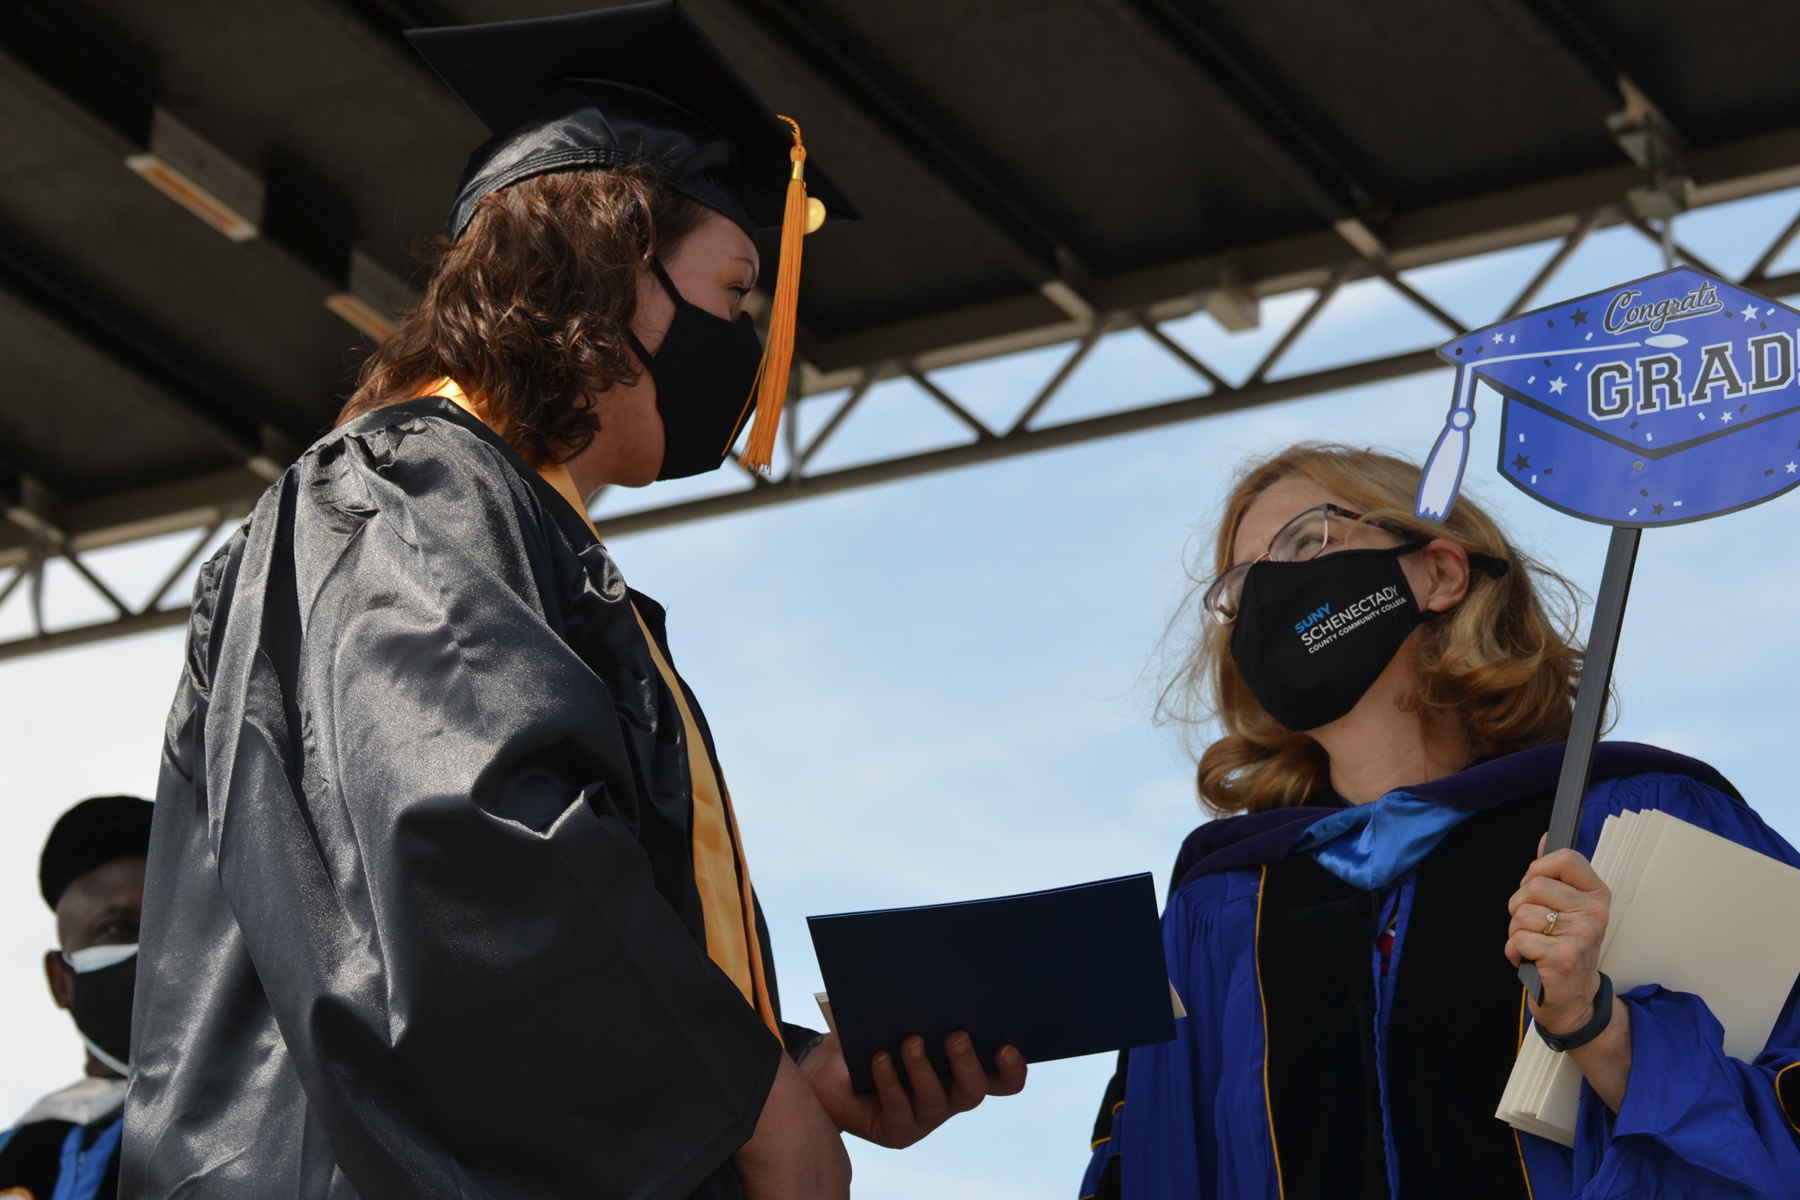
[122,401,781,1200]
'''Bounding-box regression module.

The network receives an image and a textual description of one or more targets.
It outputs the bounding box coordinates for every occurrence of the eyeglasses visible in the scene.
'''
[1201,503,1418,626]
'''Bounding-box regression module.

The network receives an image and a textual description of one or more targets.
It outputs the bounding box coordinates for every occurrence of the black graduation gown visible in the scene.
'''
[123,398,787,1200]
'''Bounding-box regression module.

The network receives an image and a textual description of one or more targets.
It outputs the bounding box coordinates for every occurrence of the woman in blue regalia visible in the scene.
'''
[1081,443,1800,1199]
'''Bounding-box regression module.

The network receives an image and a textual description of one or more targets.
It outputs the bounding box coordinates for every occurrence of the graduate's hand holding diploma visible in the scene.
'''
[730,1029,1025,1196]
[1504,834,1632,1111]
[800,1029,1028,1148]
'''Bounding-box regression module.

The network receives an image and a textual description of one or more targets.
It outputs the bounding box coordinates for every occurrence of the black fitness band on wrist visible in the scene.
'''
[1533,971,1614,1052]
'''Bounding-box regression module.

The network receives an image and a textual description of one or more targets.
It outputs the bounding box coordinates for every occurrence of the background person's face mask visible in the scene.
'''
[63,942,137,1075]
[1229,543,1428,732]
[629,259,765,480]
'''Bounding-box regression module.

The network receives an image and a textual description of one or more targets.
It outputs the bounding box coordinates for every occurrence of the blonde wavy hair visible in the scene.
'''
[1159,443,1588,816]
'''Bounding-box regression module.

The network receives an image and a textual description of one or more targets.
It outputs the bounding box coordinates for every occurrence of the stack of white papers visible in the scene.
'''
[1497,810,1800,1146]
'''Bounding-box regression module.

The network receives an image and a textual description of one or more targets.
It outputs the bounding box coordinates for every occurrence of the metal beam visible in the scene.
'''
[11,95,1800,660]
[602,188,1800,539]
[0,606,191,662]
[599,348,1445,538]
[1138,317,1228,393]
[1757,268,1800,297]
[1,471,141,644]
[1504,210,1602,316]
[0,469,234,658]
[18,215,1800,660]
[1007,329,1104,436]
[800,119,1800,378]
[1622,214,1725,277]
[1743,208,1800,286]
[798,376,871,467]
[597,231,1800,543]
[907,368,996,440]
[1247,273,1342,388]
[0,465,263,570]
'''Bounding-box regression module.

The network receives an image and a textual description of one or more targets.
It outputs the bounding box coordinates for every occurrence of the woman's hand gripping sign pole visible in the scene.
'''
[1414,261,1800,1019]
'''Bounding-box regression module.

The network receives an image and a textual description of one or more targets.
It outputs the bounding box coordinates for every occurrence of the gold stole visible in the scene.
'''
[429,381,780,1039]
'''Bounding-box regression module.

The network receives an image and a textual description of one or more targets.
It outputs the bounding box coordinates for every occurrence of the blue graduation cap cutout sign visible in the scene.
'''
[1414,267,1800,1004]
[1416,267,1800,525]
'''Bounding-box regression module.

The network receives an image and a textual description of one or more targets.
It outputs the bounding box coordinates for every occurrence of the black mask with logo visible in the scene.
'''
[628,259,766,481]
[1229,543,1431,732]
[64,943,137,1074]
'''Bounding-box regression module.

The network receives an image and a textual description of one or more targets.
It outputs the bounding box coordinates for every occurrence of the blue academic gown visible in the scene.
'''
[1080,742,1800,1199]
[0,1078,125,1200]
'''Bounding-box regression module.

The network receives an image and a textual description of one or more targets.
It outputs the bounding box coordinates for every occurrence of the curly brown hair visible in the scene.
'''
[337,166,708,465]
[1158,443,1589,816]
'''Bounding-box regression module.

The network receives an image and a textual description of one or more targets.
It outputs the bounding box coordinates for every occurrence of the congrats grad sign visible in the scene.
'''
[1411,265,1800,1008]
[1415,267,1800,526]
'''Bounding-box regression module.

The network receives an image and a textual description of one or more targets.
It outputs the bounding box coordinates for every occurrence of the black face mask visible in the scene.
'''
[630,259,765,481]
[64,943,137,1074]
[1229,543,1429,732]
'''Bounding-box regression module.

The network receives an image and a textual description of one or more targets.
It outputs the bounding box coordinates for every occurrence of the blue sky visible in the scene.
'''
[4,186,1800,1198]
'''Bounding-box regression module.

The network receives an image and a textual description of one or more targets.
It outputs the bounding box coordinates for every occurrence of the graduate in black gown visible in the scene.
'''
[123,6,1022,1198]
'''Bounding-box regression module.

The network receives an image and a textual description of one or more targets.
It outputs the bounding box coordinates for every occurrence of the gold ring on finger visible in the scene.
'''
[1541,910,1559,936]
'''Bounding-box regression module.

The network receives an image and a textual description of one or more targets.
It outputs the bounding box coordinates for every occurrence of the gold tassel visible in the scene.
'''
[736,116,812,474]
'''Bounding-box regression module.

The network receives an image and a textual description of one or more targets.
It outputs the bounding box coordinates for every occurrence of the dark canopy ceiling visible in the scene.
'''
[3,0,1800,561]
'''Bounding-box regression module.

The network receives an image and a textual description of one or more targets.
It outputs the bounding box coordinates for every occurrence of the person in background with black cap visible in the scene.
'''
[123,5,1021,1199]
[0,796,152,1200]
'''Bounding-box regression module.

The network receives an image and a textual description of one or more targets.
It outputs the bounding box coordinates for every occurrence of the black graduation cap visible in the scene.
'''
[407,0,860,241]
[40,795,153,910]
